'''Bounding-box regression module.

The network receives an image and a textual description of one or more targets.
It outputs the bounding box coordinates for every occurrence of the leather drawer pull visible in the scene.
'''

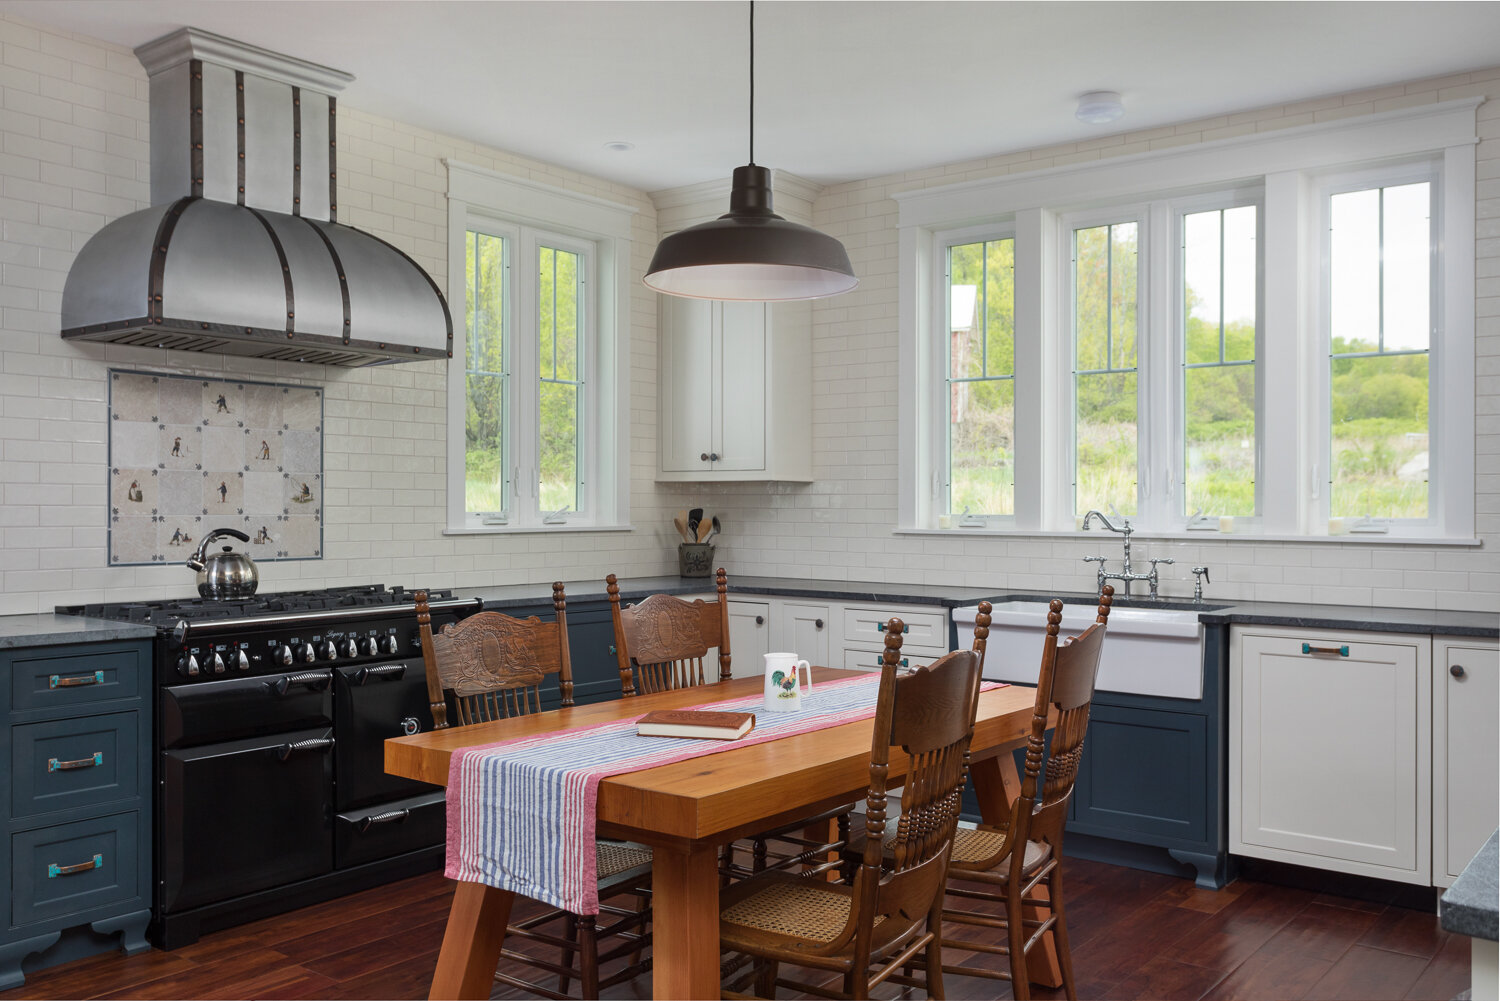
[48,751,103,772]
[876,622,910,633]
[49,671,104,689]
[357,808,411,832]
[48,854,103,878]
[1301,643,1349,656]
[875,657,910,669]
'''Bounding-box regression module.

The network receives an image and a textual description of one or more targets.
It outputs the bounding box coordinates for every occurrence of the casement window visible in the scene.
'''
[896,99,1475,541]
[1323,173,1434,529]
[1070,217,1141,518]
[943,235,1017,522]
[446,162,634,532]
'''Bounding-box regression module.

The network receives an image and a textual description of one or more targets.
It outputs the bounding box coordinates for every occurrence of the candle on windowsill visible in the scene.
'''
[1328,518,1347,535]
[1219,516,1235,534]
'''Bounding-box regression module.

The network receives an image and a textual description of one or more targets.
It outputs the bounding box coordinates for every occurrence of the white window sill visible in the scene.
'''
[444,524,636,536]
[894,528,1481,546]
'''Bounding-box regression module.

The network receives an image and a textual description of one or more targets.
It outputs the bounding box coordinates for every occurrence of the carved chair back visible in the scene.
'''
[1006,587,1112,875]
[810,623,981,963]
[415,584,573,729]
[607,569,732,696]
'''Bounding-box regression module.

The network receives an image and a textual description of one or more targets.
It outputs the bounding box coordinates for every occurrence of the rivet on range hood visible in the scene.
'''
[60,28,452,368]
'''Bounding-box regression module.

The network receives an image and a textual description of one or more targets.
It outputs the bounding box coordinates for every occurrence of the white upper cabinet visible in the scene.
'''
[658,297,812,481]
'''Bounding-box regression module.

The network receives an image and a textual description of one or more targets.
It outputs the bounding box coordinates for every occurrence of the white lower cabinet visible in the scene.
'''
[1433,636,1500,886]
[725,596,950,678]
[726,600,772,679]
[1232,625,1499,888]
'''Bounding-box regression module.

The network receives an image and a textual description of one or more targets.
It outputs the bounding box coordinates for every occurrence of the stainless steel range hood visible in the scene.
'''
[61,28,451,367]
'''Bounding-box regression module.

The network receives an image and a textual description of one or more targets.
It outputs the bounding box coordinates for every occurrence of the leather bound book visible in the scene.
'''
[636,709,756,740]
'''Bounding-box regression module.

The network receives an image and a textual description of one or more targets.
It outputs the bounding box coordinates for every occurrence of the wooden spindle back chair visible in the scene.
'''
[938,585,1113,1001]
[414,586,651,1000]
[417,583,573,729]
[718,621,983,1000]
[607,568,731,695]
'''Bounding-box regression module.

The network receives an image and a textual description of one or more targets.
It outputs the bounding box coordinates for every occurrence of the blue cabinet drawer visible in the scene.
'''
[11,812,140,927]
[7,645,146,714]
[11,712,139,821]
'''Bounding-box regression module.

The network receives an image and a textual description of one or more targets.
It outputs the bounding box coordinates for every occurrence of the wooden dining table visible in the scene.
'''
[385,667,1058,1000]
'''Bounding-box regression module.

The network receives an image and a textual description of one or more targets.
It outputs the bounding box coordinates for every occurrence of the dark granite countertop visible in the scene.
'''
[1441,830,1498,941]
[456,576,1498,638]
[0,614,159,650]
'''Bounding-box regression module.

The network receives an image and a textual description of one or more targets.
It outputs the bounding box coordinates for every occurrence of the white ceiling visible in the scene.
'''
[8,1,1500,193]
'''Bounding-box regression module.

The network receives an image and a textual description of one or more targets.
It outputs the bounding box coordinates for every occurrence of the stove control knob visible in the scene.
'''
[275,645,294,666]
[344,638,359,658]
[384,635,399,655]
[301,643,316,664]
[364,637,380,657]
[210,652,226,674]
[322,641,338,662]
[237,649,250,671]
[178,653,199,677]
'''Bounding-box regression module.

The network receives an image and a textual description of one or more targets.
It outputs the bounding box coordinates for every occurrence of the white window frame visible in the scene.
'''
[928,223,1019,528]
[894,98,1478,542]
[1309,159,1442,535]
[444,160,636,533]
[1168,190,1266,530]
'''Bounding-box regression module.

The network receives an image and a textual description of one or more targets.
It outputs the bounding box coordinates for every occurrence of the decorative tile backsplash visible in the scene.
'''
[107,370,323,565]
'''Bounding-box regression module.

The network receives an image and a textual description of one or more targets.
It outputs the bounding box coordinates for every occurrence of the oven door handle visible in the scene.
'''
[354,664,408,685]
[276,737,334,761]
[357,808,411,832]
[267,671,332,696]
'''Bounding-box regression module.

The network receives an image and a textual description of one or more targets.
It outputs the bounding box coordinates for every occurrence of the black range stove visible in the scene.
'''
[59,584,481,948]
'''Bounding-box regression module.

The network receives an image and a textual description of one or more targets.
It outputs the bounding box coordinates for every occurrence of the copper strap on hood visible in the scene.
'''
[235,70,245,205]
[147,196,196,324]
[245,206,295,336]
[190,59,204,199]
[299,218,352,342]
[292,86,302,216]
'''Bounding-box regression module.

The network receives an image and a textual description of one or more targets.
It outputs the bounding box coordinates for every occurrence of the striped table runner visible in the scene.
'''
[446,673,893,915]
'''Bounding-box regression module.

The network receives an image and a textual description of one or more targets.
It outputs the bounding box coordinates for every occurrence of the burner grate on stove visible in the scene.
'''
[58,584,458,628]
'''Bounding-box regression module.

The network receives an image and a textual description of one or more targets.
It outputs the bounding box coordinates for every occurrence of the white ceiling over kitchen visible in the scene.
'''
[6,1,1500,193]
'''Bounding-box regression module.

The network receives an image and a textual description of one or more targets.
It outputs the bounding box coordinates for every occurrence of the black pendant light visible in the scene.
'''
[643,1,857,301]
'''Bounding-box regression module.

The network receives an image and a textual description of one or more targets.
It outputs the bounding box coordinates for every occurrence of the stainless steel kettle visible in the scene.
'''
[186,528,259,599]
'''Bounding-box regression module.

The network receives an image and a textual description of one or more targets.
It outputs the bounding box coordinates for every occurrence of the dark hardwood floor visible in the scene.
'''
[1,857,1469,1001]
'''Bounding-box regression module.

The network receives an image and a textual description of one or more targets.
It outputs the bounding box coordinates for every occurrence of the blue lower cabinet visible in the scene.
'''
[1,639,153,989]
[1071,705,1207,843]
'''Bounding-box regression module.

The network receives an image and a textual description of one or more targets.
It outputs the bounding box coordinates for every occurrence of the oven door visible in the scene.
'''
[159,669,333,748]
[159,726,334,912]
[333,662,439,812]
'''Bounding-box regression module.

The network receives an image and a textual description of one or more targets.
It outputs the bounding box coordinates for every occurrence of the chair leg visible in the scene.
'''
[628,891,648,970]
[926,931,946,1000]
[1008,880,1031,1001]
[754,959,778,999]
[580,915,600,999]
[1047,866,1077,1001]
[558,912,577,996]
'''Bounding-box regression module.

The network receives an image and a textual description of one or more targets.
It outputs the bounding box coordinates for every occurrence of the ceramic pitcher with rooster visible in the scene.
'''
[763,651,812,712]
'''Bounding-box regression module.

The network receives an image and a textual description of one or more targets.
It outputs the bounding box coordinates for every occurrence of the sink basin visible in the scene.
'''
[955,599,1205,700]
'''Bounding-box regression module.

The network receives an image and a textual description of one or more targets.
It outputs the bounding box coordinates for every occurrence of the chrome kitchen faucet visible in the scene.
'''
[1079,510,1173,600]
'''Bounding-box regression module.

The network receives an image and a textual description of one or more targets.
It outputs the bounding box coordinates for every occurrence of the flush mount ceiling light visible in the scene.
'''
[603,140,636,152]
[1076,91,1125,125]
[643,1,857,301]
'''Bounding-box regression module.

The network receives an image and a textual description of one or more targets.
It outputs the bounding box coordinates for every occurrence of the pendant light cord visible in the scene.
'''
[748,0,755,165]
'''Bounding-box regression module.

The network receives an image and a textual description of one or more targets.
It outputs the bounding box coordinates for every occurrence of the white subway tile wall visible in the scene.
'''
[0,12,1495,615]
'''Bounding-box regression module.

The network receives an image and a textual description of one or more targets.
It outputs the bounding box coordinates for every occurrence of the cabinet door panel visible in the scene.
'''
[778,603,830,668]
[660,298,715,472]
[1435,639,1499,882]
[727,601,771,679]
[1233,630,1428,881]
[1071,705,1206,845]
[715,301,766,471]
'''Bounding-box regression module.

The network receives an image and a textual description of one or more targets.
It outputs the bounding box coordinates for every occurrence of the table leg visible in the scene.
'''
[428,880,514,1000]
[968,754,1064,990]
[650,842,722,1000]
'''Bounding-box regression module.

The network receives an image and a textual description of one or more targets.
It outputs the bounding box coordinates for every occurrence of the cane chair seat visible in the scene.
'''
[951,829,1050,873]
[595,841,652,879]
[720,875,884,946]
